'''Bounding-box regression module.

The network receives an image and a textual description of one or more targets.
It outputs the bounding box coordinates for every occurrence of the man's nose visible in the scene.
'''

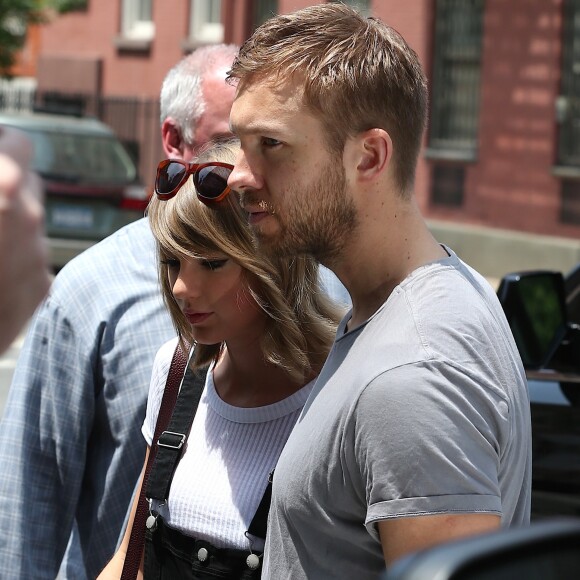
[228,152,262,193]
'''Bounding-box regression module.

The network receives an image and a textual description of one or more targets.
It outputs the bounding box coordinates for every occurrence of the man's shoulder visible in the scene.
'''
[399,251,499,316]
[318,266,351,308]
[41,218,160,325]
[72,218,153,265]
[52,218,155,288]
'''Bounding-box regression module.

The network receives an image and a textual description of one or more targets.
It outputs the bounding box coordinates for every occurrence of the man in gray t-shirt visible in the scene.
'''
[227,4,531,578]
[264,251,530,578]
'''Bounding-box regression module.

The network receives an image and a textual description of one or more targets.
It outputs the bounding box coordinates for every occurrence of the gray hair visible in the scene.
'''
[159,44,238,146]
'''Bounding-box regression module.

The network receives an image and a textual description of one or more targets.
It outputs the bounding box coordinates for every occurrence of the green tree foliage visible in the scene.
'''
[0,0,87,76]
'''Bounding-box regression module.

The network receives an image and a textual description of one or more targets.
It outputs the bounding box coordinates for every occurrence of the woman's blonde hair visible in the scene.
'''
[147,139,344,382]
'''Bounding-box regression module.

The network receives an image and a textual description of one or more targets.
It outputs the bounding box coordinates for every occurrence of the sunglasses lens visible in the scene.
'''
[158,162,187,194]
[195,165,232,200]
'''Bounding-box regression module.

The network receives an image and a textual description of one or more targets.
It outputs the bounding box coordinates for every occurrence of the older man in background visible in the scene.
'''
[0,44,238,580]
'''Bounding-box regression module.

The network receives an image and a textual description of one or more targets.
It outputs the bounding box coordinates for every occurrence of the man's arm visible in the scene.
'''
[378,513,500,567]
[0,292,94,579]
[354,362,510,571]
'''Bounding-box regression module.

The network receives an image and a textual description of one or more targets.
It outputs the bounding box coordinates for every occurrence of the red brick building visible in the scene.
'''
[9,0,580,250]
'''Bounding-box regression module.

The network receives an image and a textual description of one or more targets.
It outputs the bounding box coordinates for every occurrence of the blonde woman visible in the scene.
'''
[99,139,345,579]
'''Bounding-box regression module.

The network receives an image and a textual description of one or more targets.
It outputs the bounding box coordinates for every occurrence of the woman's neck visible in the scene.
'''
[212,343,311,408]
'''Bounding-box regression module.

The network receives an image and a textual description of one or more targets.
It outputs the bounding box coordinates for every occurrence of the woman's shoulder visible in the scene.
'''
[151,336,181,382]
[145,336,182,435]
[156,336,181,360]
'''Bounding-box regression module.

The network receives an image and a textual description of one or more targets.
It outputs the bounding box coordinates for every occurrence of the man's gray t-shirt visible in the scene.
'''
[263,249,531,579]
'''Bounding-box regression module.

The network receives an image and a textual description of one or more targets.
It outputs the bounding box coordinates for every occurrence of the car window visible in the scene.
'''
[21,128,137,184]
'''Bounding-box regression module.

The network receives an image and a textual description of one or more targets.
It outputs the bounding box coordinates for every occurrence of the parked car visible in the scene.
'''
[0,111,149,268]
[383,517,580,580]
[497,267,580,519]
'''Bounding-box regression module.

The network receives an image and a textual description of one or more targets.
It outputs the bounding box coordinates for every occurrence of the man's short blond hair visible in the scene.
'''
[228,3,428,194]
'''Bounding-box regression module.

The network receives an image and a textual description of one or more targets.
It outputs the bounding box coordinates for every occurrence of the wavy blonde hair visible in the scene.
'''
[147,139,344,382]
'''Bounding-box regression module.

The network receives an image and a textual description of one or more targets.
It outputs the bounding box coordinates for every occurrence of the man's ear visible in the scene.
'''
[350,128,392,182]
[161,118,184,158]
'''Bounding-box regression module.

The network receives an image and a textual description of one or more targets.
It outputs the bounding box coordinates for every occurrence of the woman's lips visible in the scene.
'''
[185,312,212,325]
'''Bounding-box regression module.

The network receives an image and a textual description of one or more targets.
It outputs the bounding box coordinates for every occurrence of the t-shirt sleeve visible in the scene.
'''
[142,337,180,446]
[352,360,509,540]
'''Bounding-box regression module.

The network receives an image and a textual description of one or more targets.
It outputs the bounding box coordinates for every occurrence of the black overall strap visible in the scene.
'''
[145,362,273,540]
[146,363,208,501]
[247,472,273,539]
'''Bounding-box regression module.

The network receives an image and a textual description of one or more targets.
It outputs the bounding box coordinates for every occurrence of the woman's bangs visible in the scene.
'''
[151,197,189,258]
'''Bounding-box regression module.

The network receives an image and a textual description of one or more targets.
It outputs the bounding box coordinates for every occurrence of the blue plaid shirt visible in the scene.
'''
[0,217,350,579]
[0,218,175,579]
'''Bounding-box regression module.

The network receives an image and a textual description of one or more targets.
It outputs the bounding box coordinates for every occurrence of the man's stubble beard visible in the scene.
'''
[256,162,357,265]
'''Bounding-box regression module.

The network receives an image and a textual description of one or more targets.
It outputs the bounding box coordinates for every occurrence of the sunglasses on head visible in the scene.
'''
[155,159,234,204]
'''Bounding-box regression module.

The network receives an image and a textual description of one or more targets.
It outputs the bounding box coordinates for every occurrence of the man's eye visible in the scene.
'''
[262,137,282,148]
[203,259,228,270]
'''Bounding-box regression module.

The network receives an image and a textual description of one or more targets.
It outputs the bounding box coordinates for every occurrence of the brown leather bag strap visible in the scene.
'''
[120,342,188,580]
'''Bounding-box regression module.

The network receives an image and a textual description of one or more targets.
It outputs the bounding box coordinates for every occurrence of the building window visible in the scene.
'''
[428,0,484,157]
[254,0,278,28]
[557,0,580,167]
[190,0,224,44]
[58,0,88,10]
[560,180,580,225]
[330,0,371,17]
[431,163,465,207]
[121,0,154,41]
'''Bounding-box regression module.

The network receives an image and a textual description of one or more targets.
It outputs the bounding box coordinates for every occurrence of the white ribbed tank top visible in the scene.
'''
[142,338,313,551]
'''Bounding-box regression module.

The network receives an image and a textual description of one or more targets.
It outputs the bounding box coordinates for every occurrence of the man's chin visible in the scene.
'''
[251,230,293,257]
[253,233,284,256]
[259,239,318,263]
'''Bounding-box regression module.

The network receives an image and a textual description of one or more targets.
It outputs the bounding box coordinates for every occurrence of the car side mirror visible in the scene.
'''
[496,270,580,372]
[497,271,567,370]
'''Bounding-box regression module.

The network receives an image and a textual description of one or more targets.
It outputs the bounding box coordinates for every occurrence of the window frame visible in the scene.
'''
[330,0,371,17]
[427,0,484,160]
[556,0,580,169]
[120,0,154,41]
[189,0,224,45]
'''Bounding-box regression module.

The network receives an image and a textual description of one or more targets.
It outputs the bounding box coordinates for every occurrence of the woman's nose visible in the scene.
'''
[172,262,202,300]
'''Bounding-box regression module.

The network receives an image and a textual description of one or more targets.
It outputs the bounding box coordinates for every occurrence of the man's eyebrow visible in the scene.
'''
[229,121,288,136]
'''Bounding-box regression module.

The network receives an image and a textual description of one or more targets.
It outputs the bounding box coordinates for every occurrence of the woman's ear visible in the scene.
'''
[161,118,184,158]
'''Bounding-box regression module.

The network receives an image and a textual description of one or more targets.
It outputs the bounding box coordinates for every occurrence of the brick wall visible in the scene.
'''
[13,0,580,240]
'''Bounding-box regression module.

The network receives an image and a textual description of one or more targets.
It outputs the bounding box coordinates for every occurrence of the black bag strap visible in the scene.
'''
[145,361,273,540]
[146,363,208,501]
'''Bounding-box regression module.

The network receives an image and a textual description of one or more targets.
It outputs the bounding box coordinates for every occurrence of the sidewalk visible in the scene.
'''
[429,219,580,281]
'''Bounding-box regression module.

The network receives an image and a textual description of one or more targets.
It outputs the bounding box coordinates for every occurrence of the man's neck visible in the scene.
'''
[329,198,446,330]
